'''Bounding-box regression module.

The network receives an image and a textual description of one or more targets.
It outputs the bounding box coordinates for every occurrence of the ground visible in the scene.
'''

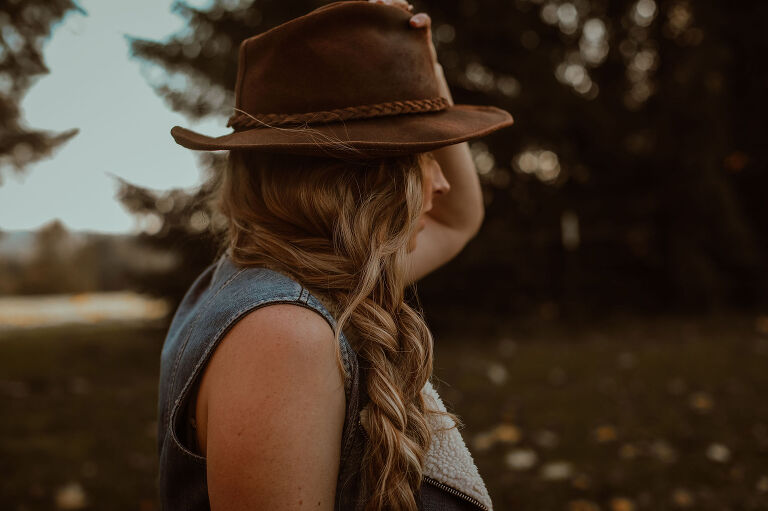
[1,313,767,510]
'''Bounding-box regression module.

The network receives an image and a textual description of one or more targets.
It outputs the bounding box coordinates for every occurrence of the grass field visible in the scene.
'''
[1,314,767,510]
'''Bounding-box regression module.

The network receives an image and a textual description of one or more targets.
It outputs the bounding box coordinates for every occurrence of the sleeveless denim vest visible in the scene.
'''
[157,252,491,510]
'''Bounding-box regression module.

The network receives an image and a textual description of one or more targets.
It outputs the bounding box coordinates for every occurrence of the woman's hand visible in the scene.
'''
[368,0,453,104]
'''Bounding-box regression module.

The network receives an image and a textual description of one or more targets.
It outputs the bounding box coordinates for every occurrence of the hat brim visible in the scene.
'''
[170,104,513,159]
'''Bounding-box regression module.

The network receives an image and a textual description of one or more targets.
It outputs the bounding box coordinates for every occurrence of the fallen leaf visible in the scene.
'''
[473,431,496,452]
[487,363,508,385]
[505,448,538,471]
[540,461,573,481]
[610,497,635,511]
[492,423,521,443]
[706,443,731,463]
[650,440,677,464]
[619,443,639,460]
[688,392,714,413]
[594,425,618,443]
[534,429,559,449]
[671,488,694,508]
[55,482,88,510]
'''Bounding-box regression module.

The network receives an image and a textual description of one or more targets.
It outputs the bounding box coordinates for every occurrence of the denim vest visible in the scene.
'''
[157,252,489,510]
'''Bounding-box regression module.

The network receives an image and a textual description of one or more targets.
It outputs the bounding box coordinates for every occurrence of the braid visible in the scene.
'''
[211,148,438,510]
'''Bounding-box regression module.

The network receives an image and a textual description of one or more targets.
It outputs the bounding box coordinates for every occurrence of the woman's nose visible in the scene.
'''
[432,166,450,195]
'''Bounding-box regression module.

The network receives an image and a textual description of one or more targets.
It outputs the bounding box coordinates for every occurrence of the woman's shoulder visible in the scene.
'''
[216,302,341,367]
[197,301,347,438]
[193,254,358,390]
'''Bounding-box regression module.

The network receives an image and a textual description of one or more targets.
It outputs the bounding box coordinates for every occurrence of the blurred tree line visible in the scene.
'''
[0,220,177,295]
[118,0,767,316]
[0,0,80,184]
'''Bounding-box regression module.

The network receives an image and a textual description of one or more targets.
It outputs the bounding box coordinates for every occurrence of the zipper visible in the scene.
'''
[421,475,489,511]
[357,416,489,511]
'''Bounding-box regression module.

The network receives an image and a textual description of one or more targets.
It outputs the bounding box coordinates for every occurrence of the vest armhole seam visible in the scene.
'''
[166,295,357,465]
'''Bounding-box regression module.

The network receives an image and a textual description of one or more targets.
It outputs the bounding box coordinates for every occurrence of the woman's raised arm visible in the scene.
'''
[370,0,486,284]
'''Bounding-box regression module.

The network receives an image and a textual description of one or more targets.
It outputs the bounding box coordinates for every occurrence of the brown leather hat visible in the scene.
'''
[170,0,514,159]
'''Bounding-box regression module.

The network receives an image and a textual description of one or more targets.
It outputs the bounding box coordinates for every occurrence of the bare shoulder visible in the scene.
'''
[196,303,346,511]
[209,303,342,375]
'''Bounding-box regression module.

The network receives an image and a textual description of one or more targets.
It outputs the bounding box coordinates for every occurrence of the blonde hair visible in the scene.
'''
[205,145,443,510]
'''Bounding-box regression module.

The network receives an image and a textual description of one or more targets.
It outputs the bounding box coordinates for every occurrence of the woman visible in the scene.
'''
[157,1,514,510]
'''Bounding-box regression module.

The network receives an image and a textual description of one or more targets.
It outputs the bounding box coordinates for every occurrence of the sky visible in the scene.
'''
[0,0,226,234]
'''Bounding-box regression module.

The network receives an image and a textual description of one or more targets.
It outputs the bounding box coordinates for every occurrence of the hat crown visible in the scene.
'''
[233,1,441,117]
[170,0,514,157]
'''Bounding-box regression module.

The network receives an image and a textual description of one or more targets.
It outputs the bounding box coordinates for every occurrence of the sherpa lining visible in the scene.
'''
[421,380,493,510]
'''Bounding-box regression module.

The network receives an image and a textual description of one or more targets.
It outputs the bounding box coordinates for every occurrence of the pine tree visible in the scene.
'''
[0,0,82,184]
[118,1,311,307]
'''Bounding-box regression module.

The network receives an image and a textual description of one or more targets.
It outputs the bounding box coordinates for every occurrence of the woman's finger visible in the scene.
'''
[408,12,431,29]
[369,1,434,61]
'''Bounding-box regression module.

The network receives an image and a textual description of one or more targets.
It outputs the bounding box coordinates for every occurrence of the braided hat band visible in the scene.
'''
[226,97,451,131]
